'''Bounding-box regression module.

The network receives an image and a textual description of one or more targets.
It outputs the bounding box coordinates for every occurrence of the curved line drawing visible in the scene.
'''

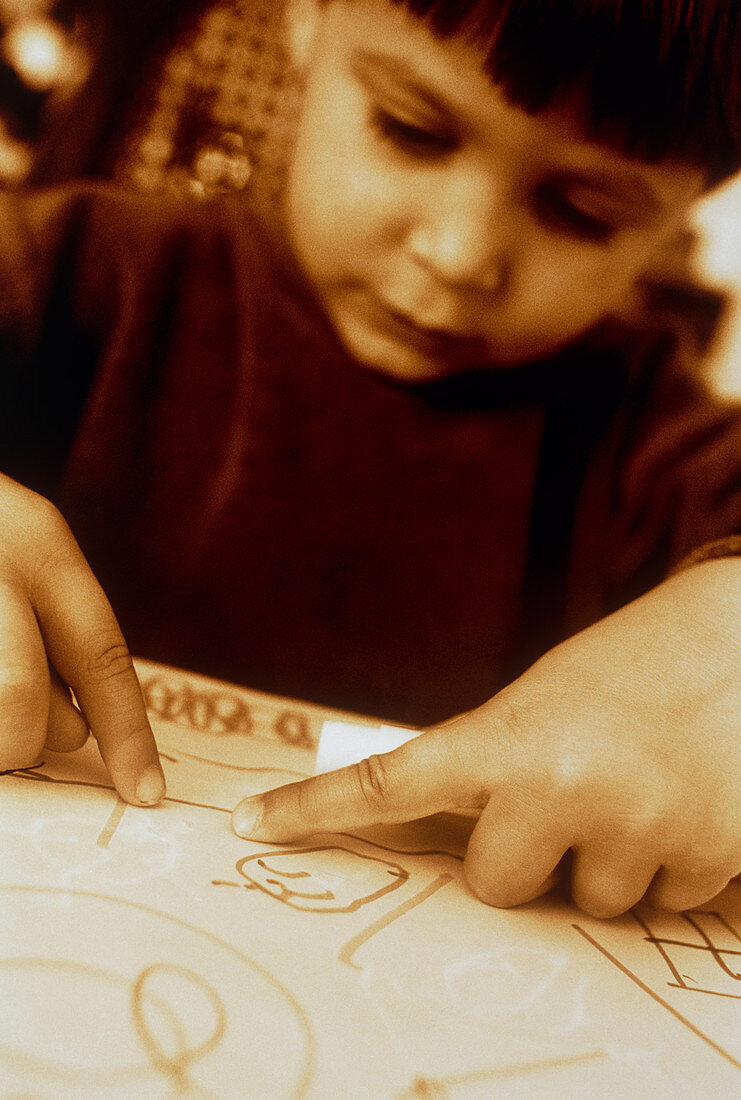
[339,874,453,969]
[0,957,157,1085]
[337,832,464,863]
[256,861,313,880]
[0,959,222,1098]
[140,676,316,748]
[264,880,336,903]
[235,846,409,913]
[131,964,227,1097]
[0,886,315,1099]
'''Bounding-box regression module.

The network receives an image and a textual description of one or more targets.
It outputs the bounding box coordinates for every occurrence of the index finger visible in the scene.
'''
[232,728,483,842]
[27,516,165,806]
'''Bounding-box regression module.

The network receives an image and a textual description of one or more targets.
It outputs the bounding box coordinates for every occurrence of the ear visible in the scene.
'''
[284,0,324,69]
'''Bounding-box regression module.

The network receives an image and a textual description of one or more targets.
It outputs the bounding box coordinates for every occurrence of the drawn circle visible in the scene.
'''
[131,964,228,1076]
[441,947,585,1035]
[0,886,313,1098]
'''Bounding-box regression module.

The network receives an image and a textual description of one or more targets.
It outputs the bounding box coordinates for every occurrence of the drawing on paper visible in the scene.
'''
[162,747,307,780]
[631,908,741,999]
[0,958,224,1096]
[2,756,303,817]
[218,846,409,912]
[3,664,741,1097]
[0,886,314,1099]
[339,873,453,968]
[397,1050,610,1099]
[141,674,316,747]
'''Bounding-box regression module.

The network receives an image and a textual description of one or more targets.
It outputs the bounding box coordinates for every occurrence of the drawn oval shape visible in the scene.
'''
[0,885,313,1099]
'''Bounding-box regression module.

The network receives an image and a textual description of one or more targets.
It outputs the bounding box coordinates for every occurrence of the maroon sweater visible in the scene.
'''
[1,186,739,724]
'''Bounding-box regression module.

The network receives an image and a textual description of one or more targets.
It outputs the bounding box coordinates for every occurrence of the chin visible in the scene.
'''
[356,349,462,384]
[335,329,448,382]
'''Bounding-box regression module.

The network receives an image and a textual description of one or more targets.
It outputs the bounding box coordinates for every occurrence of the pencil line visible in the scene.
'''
[439,1048,609,1087]
[645,938,741,958]
[338,831,464,861]
[339,873,453,969]
[96,797,127,847]
[665,984,741,1000]
[5,768,232,813]
[572,924,741,1071]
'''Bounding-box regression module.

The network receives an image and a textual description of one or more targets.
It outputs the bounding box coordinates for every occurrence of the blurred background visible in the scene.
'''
[695,177,741,396]
[0,0,739,394]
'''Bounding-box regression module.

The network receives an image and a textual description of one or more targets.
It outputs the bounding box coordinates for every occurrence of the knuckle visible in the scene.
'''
[25,494,71,557]
[483,697,541,785]
[572,856,652,918]
[28,490,66,534]
[22,499,77,591]
[82,634,134,683]
[542,752,588,800]
[0,480,68,581]
[650,891,691,913]
[647,863,736,912]
[353,754,393,813]
[493,696,532,750]
[602,807,663,852]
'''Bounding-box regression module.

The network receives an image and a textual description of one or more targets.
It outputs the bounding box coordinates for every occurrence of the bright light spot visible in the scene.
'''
[3,17,71,91]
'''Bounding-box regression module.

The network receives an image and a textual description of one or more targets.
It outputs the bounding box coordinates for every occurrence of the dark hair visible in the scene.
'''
[392,0,741,183]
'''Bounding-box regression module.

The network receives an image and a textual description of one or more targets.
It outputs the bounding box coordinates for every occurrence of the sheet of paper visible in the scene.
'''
[1,658,739,1098]
[314,720,420,773]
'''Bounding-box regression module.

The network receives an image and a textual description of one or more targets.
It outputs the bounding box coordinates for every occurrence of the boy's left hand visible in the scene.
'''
[233,558,741,917]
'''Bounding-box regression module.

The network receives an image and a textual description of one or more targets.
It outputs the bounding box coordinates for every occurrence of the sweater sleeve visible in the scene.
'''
[672,534,741,572]
[604,317,741,602]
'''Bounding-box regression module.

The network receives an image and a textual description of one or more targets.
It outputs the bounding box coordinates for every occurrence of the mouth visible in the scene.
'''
[369,297,485,360]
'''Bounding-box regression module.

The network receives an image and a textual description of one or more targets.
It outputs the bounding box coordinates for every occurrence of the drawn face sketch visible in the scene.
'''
[236,846,409,912]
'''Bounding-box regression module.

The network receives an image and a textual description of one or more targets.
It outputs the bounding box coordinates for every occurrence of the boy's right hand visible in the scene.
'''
[0,474,165,805]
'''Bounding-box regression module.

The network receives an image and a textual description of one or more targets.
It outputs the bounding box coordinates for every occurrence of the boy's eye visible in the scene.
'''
[536,185,617,243]
[371,107,458,158]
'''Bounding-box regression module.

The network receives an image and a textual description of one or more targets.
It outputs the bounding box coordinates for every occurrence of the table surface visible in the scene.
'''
[1,657,739,1099]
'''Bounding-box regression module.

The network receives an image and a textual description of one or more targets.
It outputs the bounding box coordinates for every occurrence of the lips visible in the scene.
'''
[371,297,484,359]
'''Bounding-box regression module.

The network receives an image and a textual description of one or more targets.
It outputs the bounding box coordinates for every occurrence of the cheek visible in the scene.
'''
[520,244,644,332]
[287,165,387,289]
[288,112,405,267]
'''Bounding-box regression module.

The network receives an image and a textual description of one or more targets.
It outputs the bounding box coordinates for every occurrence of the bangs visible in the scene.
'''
[392,0,741,181]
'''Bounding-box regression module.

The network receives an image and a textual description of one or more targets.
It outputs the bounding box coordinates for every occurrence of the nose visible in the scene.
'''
[407,169,514,295]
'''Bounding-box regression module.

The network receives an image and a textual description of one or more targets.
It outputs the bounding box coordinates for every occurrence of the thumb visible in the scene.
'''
[232,727,483,842]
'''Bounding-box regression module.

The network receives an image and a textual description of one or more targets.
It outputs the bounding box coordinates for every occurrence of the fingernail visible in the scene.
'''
[232,797,264,838]
[136,766,165,805]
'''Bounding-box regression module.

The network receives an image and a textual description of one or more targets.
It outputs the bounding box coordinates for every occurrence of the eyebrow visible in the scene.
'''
[352,49,666,217]
[558,169,664,218]
[351,50,452,116]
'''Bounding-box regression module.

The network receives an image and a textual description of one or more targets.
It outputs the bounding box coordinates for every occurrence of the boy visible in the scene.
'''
[0,0,739,918]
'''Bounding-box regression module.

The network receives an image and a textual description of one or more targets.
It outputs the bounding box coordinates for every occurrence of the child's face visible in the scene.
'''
[285,0,707,381]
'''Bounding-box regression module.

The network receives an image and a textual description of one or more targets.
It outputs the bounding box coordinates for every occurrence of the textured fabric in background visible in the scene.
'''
[112,0,299,213]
